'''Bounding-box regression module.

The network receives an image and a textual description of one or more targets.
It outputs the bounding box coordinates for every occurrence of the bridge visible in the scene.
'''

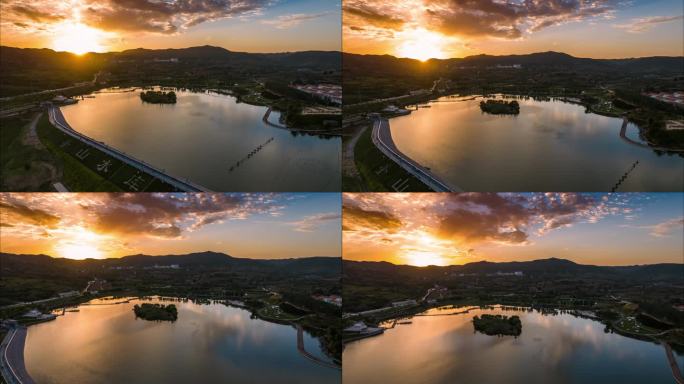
[295,325,340,370]
[664,343,684,384]
[372,118,459,192]
[0,327,35,384]
[48,104,209,192]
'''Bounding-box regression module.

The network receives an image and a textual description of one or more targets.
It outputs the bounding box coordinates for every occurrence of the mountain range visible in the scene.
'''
[0,251,341,278]
[344,257,684,281]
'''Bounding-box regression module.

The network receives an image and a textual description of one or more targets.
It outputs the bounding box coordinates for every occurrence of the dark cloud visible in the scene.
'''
[85,193,275,238]
[435,193,600,245]
[343,4,405,31]
[345,0,618,39]
[0,0,270,35]
[0,200,60,229]
[342,199,402,232]
[81,0,269,34]
[425,0,617,38]
[10,4,64,23]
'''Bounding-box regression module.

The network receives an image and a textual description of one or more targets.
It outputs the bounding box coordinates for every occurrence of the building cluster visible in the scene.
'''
[292,84,342,106]
[85,278,112,294]
[644,91,684,106]
[312,294,342,307]
[343,321,384,338]
[21,309,56,321]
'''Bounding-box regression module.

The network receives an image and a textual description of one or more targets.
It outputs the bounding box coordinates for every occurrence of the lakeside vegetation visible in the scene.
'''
[343,259,684,350]
[140,91,176,104]
[133,303,178,321]
[1,46,341,133]
[343,52,684,152]
[0,252,342,362]
[473,314,522,336]
[479,99,520,115]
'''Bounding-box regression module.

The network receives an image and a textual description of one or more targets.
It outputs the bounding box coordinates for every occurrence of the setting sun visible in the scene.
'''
[396,28,447,61]
[404,250,446,267]
[52,23,108,55]
[56,243,103,260]
[54,227,106,259]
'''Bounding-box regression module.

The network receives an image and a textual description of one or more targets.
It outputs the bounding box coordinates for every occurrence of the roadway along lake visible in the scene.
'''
[61,88,340,191]
[389,96,684,191]
[25,297,339,384]
[343,306,684,384]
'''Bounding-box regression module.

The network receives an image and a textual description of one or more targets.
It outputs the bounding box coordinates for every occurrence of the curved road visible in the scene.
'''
[619,118,684,153]
[372,118,459,192]
[48,105,209,192]
[1,327,35,384]
[295,325,340,370]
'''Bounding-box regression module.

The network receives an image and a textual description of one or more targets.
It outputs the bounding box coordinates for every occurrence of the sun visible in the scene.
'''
[404,250,446,267]
[55,227,106,260]
[52,23,107,55]
[396,28,448,61]
[57,243,104,260]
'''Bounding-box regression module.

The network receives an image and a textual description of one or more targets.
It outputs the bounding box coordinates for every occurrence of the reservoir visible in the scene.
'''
[342,306,684,384]
[389,96,683,191]
[24,297,339,384]
[60,88,340,191]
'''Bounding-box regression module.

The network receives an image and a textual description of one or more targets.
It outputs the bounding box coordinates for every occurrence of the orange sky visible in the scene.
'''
[343,193,684,266]
[0,0,340,54]
[0,193,341,260]
[343,0,684,59]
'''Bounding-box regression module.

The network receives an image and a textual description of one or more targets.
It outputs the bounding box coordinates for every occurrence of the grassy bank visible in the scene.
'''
[353,125,431,192]
[37,113,182,191]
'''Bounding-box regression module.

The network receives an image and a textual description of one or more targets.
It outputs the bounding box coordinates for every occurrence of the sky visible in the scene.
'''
[343,193,684,267]
[0,0,341,54]
[0,193,341,260]
[343,0,684,60]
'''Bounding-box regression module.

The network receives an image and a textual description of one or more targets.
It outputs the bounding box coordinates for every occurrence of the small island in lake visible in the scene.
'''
[479,99,520,115]
[473,314,522,336]
[133,303,178,321]
[140,91,177,104]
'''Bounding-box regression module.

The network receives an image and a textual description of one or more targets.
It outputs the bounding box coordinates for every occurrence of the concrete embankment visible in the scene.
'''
[372,118,459,192]
[48,104,208,192]
[1,327,35,384]
[295,325,340,370]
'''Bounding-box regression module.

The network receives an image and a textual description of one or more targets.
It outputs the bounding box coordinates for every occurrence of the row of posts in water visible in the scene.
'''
[229,137,275,172]
[610,160,639,192]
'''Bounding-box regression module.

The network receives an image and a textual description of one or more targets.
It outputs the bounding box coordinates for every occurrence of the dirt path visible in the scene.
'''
[21,112,44,149]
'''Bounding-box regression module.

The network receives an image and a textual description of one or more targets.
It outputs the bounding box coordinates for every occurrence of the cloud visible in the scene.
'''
[9,4,65,23]
[342,197,403,232]
[85,193,279,238]
[290,212,340,232]
[343,4,405,31]
[649,217,684,237]
[261,12,330,29]
[0,0,270,35]
[344,0,618,40]
[436,193,533,245]
[0,200,60,229]
[614,15,684,33]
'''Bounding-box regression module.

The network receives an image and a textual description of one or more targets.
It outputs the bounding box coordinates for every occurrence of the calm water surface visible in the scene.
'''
[390,96,684,191]
[25,297,339,384]
[343,306,684,384]
[61,88,340,191]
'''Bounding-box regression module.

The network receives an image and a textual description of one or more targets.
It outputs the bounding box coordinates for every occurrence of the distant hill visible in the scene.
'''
[343,51,684,76]
[344,257,684,281]
[0,251,341,279]
[0,45,341,97]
